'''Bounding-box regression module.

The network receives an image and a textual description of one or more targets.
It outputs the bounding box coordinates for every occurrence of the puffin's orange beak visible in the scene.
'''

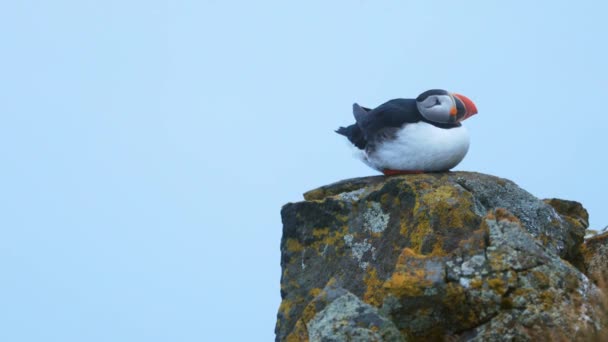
[453,93,478,121]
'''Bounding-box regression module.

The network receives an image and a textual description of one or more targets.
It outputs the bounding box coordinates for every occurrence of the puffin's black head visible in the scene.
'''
[416,89,478,124]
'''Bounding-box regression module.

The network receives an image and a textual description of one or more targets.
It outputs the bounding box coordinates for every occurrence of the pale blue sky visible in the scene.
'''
[1,1,606,341]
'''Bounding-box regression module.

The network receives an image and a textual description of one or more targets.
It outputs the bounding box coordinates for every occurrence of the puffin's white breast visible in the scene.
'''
[363,122,470,172]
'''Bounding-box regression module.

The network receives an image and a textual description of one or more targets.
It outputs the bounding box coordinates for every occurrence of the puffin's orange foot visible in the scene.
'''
[382,169,424,176]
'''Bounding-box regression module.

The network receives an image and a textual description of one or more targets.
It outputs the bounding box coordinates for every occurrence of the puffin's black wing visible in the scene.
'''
[354,98,421,139]
[336,99,421,150]
[336,99,419,149]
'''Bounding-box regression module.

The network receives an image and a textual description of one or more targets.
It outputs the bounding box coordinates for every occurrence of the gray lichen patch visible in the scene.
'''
[362,202,390,233]
[307,292,404,342]
[460,254,487,277]
[485,217,549,271]
[337,188,366,202]
[344,234,376,270]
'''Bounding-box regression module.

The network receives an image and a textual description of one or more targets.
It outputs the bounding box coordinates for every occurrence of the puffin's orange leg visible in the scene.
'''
[382,169,424,176]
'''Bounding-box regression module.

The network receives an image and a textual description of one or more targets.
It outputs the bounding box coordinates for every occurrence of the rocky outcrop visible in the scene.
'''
[276,172,606,341]
[583,232,608,285]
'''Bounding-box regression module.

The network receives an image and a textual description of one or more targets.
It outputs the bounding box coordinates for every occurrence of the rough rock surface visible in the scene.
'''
[583,231,608,285]
[276,172,606,341]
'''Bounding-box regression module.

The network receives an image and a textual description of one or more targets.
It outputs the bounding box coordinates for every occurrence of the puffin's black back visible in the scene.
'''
[357,99,421,136]
[336,98,460,150]
[336,99,420,150]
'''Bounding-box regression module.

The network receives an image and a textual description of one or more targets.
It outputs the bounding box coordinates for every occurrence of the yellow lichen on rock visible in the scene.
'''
[493,208,521,223]
[469,277,483,290]
[363,268,384,306]
[285,238,303,253]
[383,248,437,297]
[487,278,507,295]
[311,227,329,238]
[405,218,432,254]
[420,185,471,227]
[384,270,427,297]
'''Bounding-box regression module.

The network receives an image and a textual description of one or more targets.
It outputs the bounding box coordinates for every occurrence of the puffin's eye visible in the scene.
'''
[425,97,441,108]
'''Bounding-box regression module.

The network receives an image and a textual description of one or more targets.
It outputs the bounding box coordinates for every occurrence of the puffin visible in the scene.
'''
[336,89,478,175]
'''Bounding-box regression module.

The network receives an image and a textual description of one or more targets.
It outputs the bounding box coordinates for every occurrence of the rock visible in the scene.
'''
[307,289,403,342]
[544,198,590,270]
[583,232,608,285]
[276,172,605,341]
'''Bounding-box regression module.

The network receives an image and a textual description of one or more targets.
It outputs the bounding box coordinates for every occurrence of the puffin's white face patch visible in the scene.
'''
[416,95,455,123]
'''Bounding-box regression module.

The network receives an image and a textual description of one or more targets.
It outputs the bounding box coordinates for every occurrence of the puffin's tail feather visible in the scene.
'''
[335,126,349,136]
[335,124,366,150]
[352,103,368,123]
